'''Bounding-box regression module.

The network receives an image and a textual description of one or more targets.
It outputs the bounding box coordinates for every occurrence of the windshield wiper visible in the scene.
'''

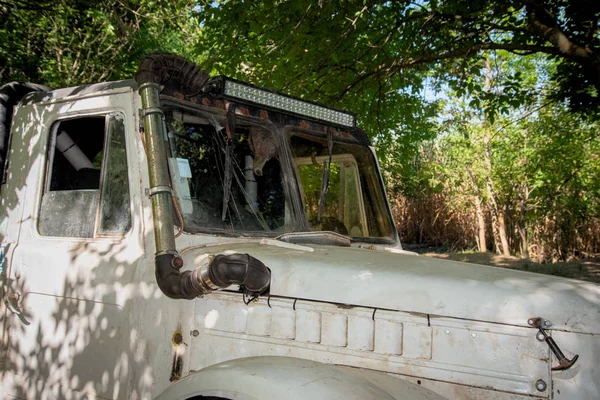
[316,129,334,222]
[276,231,351,247]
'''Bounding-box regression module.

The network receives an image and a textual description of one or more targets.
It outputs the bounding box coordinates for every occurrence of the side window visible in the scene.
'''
[38,113,131,238]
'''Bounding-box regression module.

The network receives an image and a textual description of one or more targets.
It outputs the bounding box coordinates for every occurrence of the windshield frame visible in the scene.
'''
[159,96,399,245]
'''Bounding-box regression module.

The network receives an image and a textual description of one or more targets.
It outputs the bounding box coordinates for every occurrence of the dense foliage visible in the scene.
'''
[197,0,600,135]
[0,0,201,87]
[2,0,598,260]
[196,0,599,260]
[394,87,600,261]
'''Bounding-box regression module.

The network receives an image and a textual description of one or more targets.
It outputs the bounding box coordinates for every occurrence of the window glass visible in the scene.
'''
[49,116,104,191]
[166,109,286,233]
[297,162,343,233]
[98,114,131,234]
[291,134,393,239]
[341,162,366,237]
[38,114,130,237]
[296,156,367,236]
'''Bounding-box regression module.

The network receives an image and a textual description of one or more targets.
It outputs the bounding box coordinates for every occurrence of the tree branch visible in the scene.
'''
[401,42,563,67]
[488,23,529,34]
[522,0,593,63]
[335,42,562,101]
[521,0,600,89]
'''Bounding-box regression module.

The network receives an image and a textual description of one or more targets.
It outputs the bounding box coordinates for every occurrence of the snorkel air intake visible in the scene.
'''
[135,53,271,300]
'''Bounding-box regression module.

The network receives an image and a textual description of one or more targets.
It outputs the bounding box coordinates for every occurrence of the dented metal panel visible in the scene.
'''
[157,356,447,400]
[177,240,600,398]
[0,86,150,400]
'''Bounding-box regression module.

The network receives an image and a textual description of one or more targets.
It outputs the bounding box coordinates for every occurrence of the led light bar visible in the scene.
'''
[223,79,355,128]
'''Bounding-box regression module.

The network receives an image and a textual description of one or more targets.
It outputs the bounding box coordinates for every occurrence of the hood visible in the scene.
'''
[180,240,600,335]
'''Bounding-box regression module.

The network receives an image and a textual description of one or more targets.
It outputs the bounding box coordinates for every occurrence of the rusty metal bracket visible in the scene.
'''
[528,317,579,371]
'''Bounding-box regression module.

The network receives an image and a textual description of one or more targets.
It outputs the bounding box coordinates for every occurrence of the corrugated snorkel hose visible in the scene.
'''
[135,53,271,300]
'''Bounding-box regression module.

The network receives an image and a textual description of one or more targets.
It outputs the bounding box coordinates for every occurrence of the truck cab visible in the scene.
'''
[0,54,598,400]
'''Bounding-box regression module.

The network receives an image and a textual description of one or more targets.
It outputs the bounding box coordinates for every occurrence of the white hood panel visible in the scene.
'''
[180,241,600,334]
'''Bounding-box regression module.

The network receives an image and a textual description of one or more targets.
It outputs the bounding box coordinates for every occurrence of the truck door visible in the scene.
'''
[3,89,144,399]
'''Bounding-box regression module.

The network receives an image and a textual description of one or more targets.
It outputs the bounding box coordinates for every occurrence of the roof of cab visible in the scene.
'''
[21,79,137,106]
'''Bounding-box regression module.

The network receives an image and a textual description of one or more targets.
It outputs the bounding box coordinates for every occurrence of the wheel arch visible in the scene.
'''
[156,356,446,400]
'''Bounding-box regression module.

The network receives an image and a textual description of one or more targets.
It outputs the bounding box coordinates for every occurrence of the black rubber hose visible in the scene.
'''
[155,253,271,299]
[209,254,271,295]
[155,254,204,300]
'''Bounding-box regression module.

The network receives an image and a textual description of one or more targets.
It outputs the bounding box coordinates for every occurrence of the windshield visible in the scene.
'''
[165,106,394,241]
[290,133,393,240]
[166,109,287,233]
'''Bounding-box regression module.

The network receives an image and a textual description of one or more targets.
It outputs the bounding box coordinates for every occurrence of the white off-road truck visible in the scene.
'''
[0,54,598,400]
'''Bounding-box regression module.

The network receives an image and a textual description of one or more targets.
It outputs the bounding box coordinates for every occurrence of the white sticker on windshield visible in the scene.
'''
[176,158,192,178]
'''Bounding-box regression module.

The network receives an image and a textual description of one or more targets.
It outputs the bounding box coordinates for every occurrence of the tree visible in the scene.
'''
[385,46,600,258]
[197,0,599,120]
[196,1,599,258]
[0,0,202,87]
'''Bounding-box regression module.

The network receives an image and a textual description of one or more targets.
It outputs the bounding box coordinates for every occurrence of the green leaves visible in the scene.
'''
[0,0,202,87]
[2,0,597,258]
[194,1,599,198]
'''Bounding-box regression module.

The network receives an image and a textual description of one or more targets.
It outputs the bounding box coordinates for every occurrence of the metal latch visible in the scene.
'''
[4,291,22,315]
[528,317,579,371]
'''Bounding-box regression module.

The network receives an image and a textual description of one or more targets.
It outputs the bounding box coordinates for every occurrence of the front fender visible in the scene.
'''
[156,356,446,400]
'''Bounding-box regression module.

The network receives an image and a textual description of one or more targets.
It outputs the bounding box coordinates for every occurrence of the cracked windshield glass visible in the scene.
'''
[166,108,393,240]
[166,109,286,233]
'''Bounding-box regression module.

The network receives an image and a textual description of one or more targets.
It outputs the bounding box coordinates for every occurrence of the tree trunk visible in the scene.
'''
[524,1,600,92]
[481,58,510,256]
[483,135,510,256]
[517,184,530,258]
[497,210,511,256]
[518,224,529,258]
[489,205,502,254]
[475,194,487,252]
